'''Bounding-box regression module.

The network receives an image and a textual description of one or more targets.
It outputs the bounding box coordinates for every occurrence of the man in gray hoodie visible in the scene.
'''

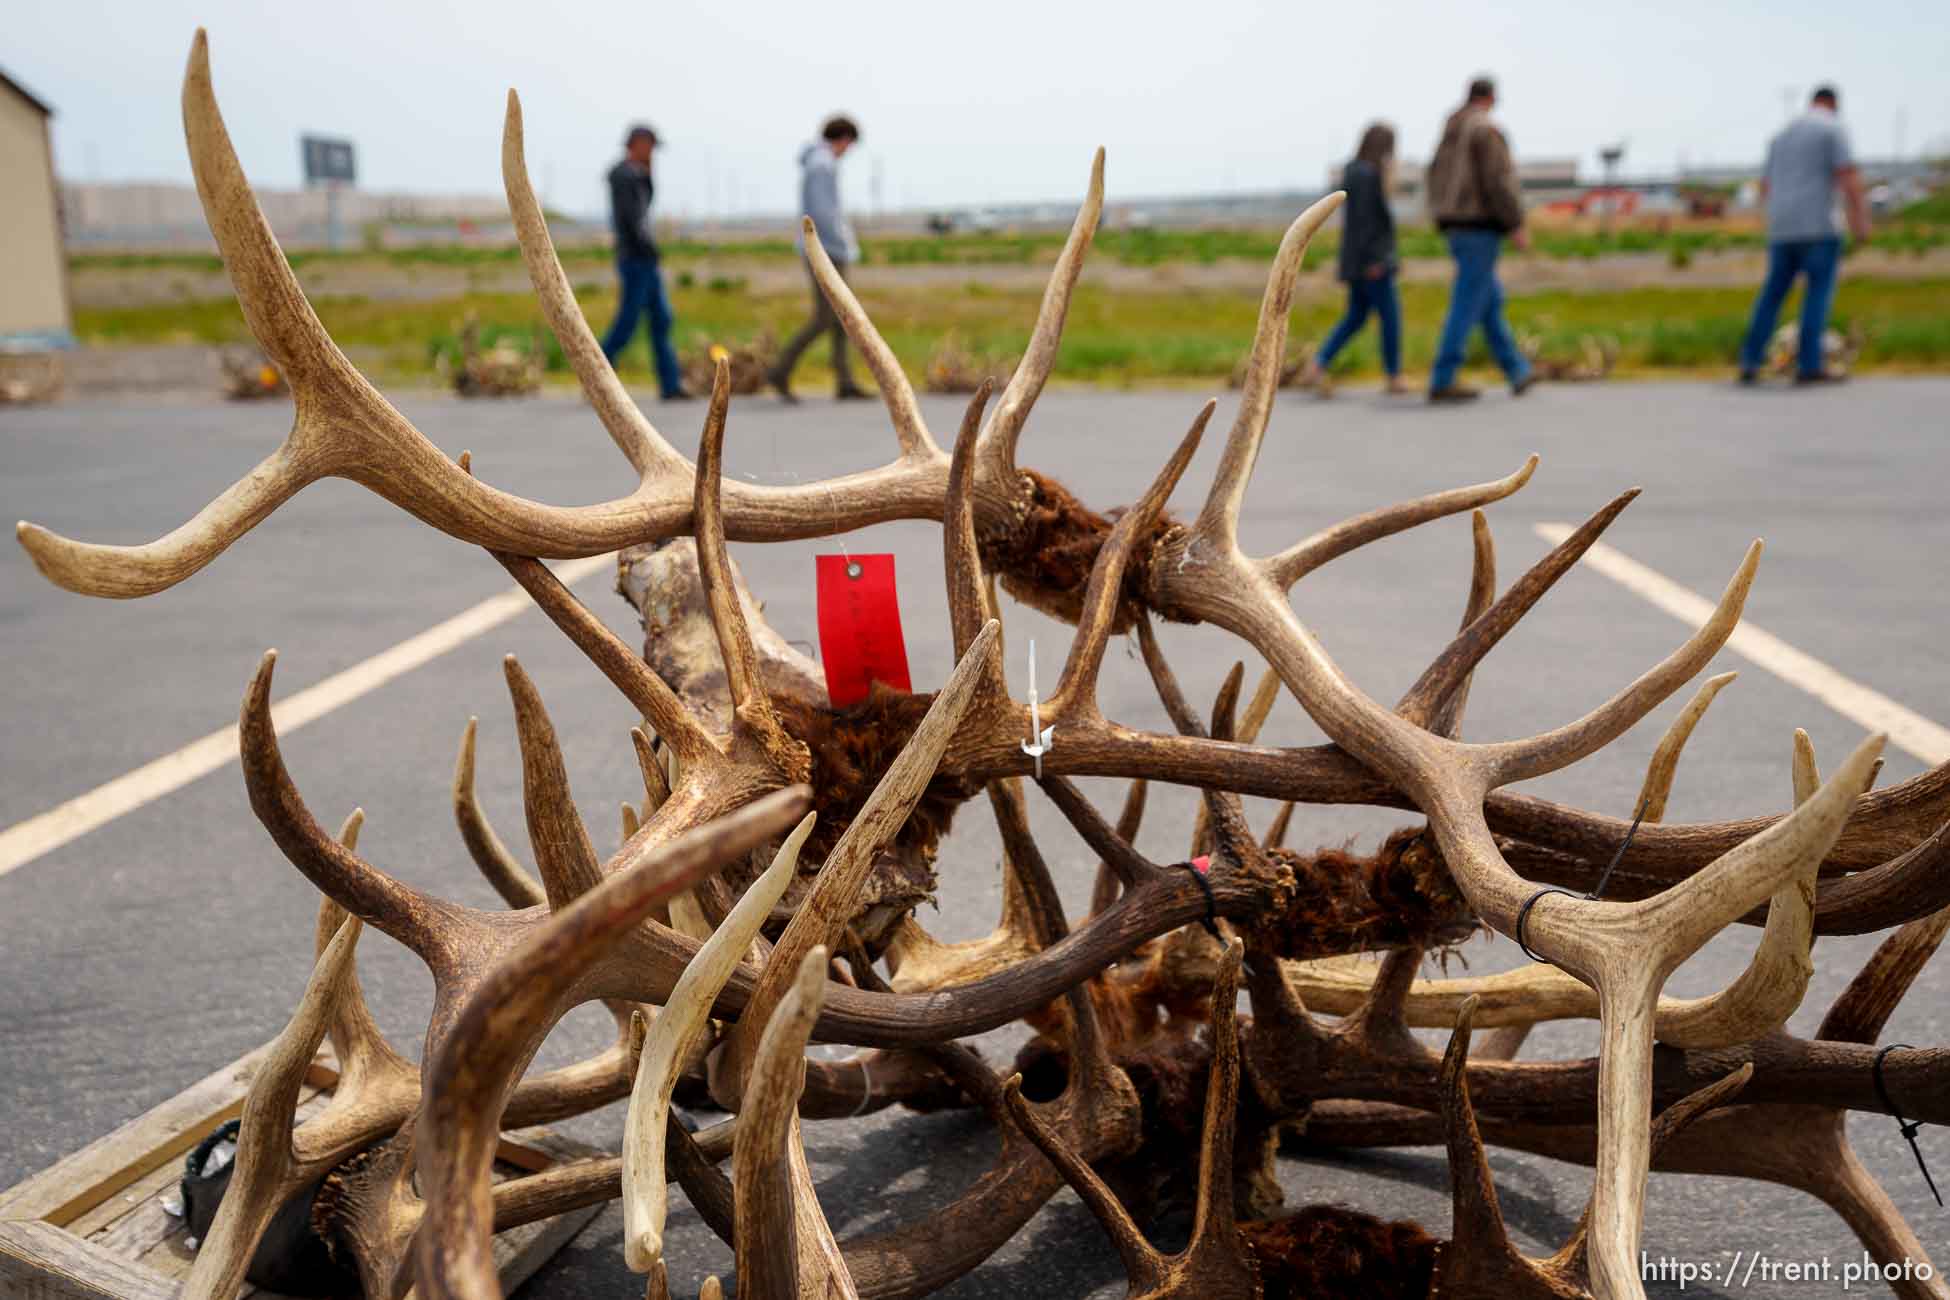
[768,115,867,401]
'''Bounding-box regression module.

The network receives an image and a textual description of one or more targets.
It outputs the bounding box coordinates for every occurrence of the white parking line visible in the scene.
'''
[0,554,617,879]
[1534,524,1950,765]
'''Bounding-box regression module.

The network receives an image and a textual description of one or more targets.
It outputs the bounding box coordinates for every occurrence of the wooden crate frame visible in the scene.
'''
[0,1042,604,1298]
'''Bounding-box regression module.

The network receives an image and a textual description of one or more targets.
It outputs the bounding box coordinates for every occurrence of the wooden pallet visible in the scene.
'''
[0,1042,604,1299]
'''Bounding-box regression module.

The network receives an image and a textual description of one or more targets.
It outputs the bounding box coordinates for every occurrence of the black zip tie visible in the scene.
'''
[1874,1043,1943,1207]
[1516,792,1653,965]
[1174,857,1221,940]
[1515,887,1577,962]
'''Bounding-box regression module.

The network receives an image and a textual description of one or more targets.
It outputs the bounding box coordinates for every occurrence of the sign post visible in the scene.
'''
[300,134,357,251]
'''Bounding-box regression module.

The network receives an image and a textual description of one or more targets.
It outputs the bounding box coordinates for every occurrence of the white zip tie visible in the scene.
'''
[1020,638,1055,779]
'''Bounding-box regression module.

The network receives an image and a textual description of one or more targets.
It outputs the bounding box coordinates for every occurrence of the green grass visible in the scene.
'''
[70,218,1950,279]
[73,274,1950,386]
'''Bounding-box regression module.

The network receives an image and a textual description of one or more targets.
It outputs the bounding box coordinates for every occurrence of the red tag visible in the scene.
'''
[816,554,912,707]
[1191,855,1211,875]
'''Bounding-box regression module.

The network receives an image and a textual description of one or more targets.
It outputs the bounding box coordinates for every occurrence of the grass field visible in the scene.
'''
[67,218,1950,276]
[72,270,1950,387]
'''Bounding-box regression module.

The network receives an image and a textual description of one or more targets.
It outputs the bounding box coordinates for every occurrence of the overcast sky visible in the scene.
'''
[11,0,1948,220]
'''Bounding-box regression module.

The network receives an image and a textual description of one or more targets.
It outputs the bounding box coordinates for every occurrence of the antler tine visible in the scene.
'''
[714,619,1002,1101]
[991,777,1072,945]
[183,916,361,1300]
[1189,192,1345,551]
[1480,540,1762,788]
[242,652,451,961]
[802,220,938,459]
[1091,778,1149,914]
[945,381,1005,662]
[1186,941,1247,1258]
[623,813,814,1274]
[631,726,673,811]
[1050,400,1216,717]
[976,148,1105,479]
[1652,724,1823,1049]
[1637,672,1738,822]
[1264,454,1539,594]
[1191,663,1272,856]
[1188,662,1246,857]
[1134,622,1260,862]
[494,553,718,766]
[1793,726,1822,804]
[1819,901,1950,1044]
[1397,488,1639,730]
[311,815,417,1098]
[502,88,677,480]
[453,717,548,908]
[1210,663,1245,744]
[1426,508,1498,740]
[414,787,809,1300]
[1262,801,1294,851]
[1000,1073,1166,1290]
[1437,997,1513,1265]
[694,361,777,729]
[505,656,606,909]
[732,947,859,1300]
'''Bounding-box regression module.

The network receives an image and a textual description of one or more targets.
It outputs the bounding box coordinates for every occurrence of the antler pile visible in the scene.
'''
[18,30,1948,1300]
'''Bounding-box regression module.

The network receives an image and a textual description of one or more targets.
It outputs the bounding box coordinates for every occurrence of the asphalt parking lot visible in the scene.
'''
[3,377,1945,1297]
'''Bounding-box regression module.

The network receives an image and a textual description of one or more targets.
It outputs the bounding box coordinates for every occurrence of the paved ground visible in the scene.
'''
[2,378,1945,1298]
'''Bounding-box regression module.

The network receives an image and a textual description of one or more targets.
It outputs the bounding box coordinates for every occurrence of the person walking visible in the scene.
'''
[767,115,869,402]
[1425,77,1534,404]
[1737,86,1871,386]
[1299,123,1408,396]
[600,124,689,401]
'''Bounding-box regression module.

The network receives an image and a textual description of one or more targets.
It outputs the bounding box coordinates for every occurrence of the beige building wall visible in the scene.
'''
[0,80,71,340]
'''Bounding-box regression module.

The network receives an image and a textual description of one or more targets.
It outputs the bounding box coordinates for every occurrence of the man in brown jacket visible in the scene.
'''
[1425,77,1534,403]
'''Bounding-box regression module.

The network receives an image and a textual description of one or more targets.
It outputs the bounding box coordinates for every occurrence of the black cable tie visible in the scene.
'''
[1515,887,1577,963]
[1517,792,1654,966]
[1174,856,1221,940]
[1587,790,1654,902]
[1874,1043,1943,1208]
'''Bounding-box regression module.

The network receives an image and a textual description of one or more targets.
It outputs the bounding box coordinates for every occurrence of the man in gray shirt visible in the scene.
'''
[1738,86,1871,384]
[768,115,867,402]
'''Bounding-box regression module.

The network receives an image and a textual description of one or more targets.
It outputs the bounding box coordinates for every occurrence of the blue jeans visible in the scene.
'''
[601,256,685,397]
[1315,271,1402,376]
[1738,237,1841,377]
[1430,230,1529,391]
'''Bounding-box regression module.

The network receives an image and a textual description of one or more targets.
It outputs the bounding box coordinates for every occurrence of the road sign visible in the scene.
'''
[300,135,356,186]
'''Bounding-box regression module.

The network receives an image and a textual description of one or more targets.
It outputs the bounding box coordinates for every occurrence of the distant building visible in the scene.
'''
[0,67,72,349]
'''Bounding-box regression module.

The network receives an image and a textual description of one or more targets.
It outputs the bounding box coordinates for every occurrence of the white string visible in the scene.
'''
[852,1054,874,1117]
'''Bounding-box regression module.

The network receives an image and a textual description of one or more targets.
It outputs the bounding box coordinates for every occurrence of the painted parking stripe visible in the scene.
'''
[1534,524,1950,765]
[0,554,616,879]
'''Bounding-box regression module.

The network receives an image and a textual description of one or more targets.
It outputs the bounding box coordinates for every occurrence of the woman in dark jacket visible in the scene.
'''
[1302,123,1407,395]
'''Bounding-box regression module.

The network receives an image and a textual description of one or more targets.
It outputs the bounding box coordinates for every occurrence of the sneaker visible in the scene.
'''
[1428,385,1481,405]
[834,387,873,402]
[1793,369,1848,386]
[1511,374,1538,397]
[1737,369,1759,387]
[660,388,696,402]
[765,366,799,404]
[1383,377,1414,396]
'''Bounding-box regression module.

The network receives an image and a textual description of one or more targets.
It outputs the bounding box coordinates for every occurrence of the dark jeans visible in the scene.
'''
[601,256,684,397]
[1315,271,1402,376]
[1431,229,1529,391]
[1739,237,1842,377]
[773,257,862,392]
